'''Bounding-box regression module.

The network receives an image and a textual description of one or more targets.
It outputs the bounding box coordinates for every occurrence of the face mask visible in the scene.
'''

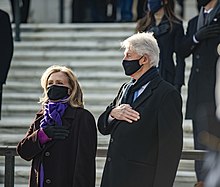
[148,0,163,14]
[197,0,211,7]
[47,85,69,100]
[122,56,143,76]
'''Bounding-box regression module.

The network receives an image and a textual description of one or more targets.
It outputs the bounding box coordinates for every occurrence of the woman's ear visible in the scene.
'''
[68,88,72,95]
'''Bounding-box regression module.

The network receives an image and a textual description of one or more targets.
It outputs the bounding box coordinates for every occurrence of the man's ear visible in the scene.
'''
[142,54,150,65]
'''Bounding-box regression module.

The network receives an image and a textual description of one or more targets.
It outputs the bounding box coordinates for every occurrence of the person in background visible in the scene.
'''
[17,65,97,187]
[136,0,185,93]
[9,0,31,23]
[98,32,183,187]
[180,0,220,186]
[118,0,134,22]
[136,0,147,20]
[0,9,13,120]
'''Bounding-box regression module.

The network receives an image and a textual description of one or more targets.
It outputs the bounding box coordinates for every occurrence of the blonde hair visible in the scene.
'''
[40,65,84,108]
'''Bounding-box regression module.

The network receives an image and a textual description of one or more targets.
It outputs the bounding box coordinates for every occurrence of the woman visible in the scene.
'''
[136,0,185,92]
[17,65,97,187]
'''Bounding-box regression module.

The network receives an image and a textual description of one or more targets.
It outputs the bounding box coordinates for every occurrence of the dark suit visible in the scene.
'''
[180,5,220,181]
[98,76,183,187]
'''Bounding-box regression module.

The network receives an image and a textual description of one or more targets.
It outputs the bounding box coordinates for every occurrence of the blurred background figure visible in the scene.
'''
[9,0,31,23]
[215,47,220,120]
[136,0,147,20]
[180,0,220,186]
[204,50,220,187]
[136,0,185,93]
[118,0,134,22]
[0,9,13,120]
[71,0,117,22]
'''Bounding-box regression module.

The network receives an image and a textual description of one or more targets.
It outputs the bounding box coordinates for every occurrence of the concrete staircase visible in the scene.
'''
[0,23,195,187]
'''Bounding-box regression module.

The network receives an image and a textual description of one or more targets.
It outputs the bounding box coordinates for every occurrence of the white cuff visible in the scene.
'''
[108,115,114,123]
[193,35,199,43]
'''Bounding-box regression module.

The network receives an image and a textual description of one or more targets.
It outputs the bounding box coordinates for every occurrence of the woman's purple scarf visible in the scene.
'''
[40,99,68,128]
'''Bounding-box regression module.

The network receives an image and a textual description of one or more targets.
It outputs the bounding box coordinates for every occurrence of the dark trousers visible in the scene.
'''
[9,0,30,23]
[192,119,207,181]
[192,104,220,181]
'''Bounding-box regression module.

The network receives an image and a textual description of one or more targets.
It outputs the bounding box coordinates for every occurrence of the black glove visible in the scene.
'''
[174,84,181,93]
[43,125,69,140]
[195,24,220,42]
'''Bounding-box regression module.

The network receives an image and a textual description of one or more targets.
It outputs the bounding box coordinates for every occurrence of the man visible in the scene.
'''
[0,9,13,119]
[180,0,220,186]
[98,32,183,187]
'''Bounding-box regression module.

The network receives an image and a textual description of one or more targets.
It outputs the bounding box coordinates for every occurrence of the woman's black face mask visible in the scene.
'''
[122,56,143,76]
[47,85,69,100]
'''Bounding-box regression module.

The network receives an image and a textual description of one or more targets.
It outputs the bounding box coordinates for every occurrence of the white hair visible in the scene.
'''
[120,32,160,67]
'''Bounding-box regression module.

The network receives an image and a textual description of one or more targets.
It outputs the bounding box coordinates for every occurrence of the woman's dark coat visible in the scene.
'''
[98,76,183,187]
[17,106,97,187]
[146,17,185,87]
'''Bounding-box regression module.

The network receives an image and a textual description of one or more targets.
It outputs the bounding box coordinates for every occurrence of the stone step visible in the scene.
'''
[13,23,136,32]
[14,41,121,51]
[12,50,123,61]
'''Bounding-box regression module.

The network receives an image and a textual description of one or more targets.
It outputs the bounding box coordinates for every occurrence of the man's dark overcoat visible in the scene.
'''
[180,8,220,136]
[0,9,13,85]
[98,76,183,187]
[17,106,97,187]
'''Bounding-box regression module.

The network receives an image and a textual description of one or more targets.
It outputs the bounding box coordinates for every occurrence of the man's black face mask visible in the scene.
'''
[122,56,143,76]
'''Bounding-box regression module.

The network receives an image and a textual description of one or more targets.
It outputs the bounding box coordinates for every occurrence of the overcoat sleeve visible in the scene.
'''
[153,89,183,187]
[179,16,199,58]
[97,83,127,135]
[16,113,44,161]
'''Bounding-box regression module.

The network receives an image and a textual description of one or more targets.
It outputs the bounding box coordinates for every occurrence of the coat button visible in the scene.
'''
[196,55,200,59]
[45,152,50,157]
[110,138,114,143]
[107,157,111,162]
[45,179,51,184]
[196,68,199,72]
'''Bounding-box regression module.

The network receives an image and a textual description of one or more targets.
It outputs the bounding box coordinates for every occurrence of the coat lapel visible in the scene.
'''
[132,76,162,109]
[61,106,77,128]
